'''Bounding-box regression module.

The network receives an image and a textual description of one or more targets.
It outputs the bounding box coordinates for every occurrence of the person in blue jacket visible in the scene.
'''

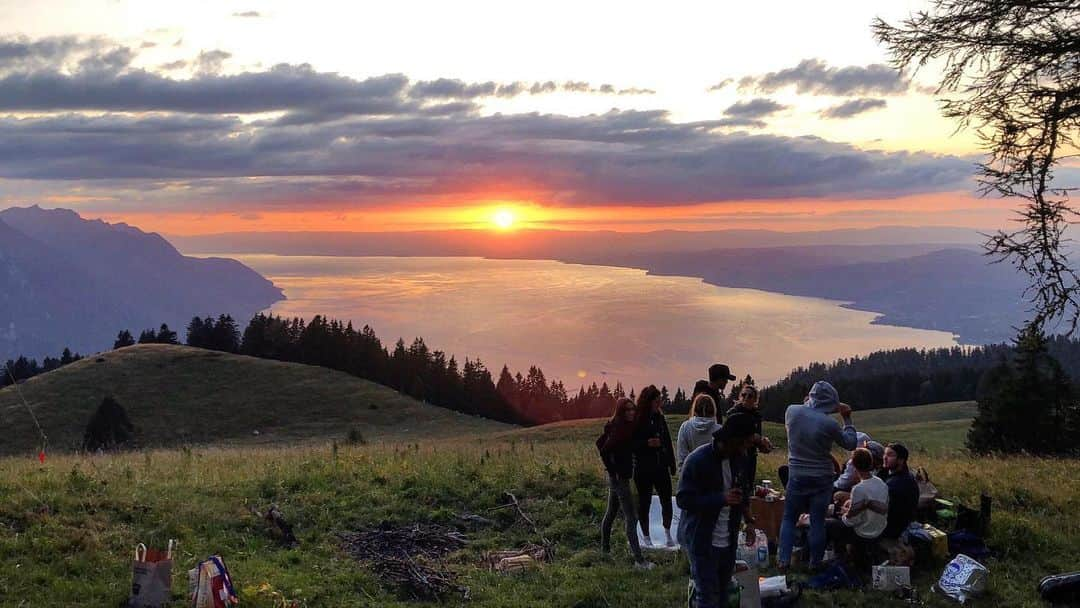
[676,412,759,608]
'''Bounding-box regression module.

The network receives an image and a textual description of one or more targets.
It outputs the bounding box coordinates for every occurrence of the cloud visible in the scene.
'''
[724,98,786,118]
[745,58,910,96]
[707,78,733,92]
[195,49,231,75]
[232,11,262,17]
[0,107,974,210]
[0,35,115,72]
[409,78,654,99]
[820,98,887,119]
[0,36,974,213]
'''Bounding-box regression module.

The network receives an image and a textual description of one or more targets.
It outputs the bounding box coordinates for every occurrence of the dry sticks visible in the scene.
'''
[338,523,469,601]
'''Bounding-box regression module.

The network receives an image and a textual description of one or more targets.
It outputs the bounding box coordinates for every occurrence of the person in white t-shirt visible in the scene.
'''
[826,447,888,558]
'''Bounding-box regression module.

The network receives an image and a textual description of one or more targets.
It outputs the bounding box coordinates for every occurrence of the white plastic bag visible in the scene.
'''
[936,554,988,603]
[736,529,769,569]
[759,575,789,599]
[872,562,911,591]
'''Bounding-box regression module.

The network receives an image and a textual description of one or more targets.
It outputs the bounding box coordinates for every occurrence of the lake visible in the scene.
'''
[224,255,959,393]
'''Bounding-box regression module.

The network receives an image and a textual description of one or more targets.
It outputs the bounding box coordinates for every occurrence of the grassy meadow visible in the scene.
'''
[1,396,1077,607]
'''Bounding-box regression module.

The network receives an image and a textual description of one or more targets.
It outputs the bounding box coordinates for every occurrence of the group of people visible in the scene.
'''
[596,363,922,608]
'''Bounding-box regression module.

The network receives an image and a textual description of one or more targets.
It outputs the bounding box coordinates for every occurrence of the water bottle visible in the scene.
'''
[757,544,768,568]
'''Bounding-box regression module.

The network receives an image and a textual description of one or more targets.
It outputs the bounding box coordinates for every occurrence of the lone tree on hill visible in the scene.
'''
[875,1,1080,333]
[968,325,1080,454]
[83,396,136,452]
[114,330,135,349]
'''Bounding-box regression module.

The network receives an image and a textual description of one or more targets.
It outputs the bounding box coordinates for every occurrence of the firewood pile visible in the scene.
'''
[338,523,470,601]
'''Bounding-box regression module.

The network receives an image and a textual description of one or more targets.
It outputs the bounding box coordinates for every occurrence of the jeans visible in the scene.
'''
[778,474,834,567]
[687,544,736,608]
[600,475,644,562]
[634,468,673,535]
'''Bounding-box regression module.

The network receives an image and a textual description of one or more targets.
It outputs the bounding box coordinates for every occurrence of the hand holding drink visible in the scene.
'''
[725,487,743,506]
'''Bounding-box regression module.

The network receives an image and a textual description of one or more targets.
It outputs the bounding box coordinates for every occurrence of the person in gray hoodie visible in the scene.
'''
[777,380,858,570]
[677,393,723,472]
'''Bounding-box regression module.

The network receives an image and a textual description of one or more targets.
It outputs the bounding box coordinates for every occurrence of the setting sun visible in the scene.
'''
[493,209,516,230]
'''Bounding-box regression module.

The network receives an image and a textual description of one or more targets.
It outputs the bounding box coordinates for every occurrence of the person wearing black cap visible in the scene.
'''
[676,412,758,608]
[693,363,737,423]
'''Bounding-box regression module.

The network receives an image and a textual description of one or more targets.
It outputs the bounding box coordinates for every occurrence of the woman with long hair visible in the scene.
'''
[598,397,654,569]
[632,385,677,547]
[676,393,721,471]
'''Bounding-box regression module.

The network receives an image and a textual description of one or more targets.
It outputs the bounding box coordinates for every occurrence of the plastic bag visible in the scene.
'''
[736,528,769,569]
[188,555,238,608]
[129,541,175,608]
[935,554,988,604]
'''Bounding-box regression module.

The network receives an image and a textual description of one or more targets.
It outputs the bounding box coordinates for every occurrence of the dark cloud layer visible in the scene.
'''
[821,98,887,119]
[724,98,786,118]
[0,38,972,210]
[745,58,911,96]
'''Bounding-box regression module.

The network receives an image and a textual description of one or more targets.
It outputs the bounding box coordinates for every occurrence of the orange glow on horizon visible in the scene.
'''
[87,192,1014,237]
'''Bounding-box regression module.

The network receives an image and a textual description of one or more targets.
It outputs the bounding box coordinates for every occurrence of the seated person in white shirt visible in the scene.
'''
[826,447,889,558]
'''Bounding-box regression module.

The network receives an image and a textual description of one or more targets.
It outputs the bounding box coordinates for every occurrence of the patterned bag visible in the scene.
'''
[188,555,239,608]
[129,541,175,608]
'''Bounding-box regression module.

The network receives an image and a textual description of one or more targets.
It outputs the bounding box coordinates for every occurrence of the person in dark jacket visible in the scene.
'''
[598,397,654,569]
[693,363,737,423]
[633,385,677,547]
[677,412,759,608]
[725,384,773,503]
[881,443,919,539]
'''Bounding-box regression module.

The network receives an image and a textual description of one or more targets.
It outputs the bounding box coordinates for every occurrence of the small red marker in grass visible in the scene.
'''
[38,450,46,464]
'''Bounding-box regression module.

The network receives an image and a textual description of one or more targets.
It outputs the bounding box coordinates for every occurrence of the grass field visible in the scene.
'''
[1,356,1076,607]
[0,344,509,455]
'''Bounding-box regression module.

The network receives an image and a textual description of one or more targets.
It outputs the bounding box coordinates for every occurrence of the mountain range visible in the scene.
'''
[0,206,283,360]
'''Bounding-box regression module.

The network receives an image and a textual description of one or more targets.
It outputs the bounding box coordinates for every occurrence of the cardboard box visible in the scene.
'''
[749,496,785,545]
[872,562,911,591]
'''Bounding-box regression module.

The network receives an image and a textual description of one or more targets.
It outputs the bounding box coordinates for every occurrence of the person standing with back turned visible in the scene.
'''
[777,380,858,571]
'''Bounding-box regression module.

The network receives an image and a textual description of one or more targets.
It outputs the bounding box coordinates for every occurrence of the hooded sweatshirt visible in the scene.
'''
[784,381,858,479]
[676,416,722,470]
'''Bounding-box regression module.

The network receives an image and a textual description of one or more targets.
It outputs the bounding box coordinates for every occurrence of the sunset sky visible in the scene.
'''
[0,0,1025,234]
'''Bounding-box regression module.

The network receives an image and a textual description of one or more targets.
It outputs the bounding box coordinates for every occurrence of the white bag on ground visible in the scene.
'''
[935,554,989,603]
[759,575,789,599]
[872,562,911,591]
[638,495,681,551]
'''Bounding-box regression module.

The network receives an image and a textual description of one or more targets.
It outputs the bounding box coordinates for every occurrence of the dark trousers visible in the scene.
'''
[687,545,736,608]
[634,468,673,535]
[600,476,644,562]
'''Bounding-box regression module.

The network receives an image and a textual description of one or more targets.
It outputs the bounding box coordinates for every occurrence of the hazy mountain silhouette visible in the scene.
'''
[0,206,283,359]
[596,246,1028,343]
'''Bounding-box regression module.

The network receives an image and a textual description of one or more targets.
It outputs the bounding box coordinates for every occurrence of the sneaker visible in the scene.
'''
[642,535,653,547]
[634,560,656,570]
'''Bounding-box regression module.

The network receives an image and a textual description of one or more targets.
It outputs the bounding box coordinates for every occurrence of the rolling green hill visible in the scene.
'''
[502,401,977,455]
[0,344,510,455]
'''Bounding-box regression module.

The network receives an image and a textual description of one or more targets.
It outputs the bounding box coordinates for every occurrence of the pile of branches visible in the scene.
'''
[338,522,469,601]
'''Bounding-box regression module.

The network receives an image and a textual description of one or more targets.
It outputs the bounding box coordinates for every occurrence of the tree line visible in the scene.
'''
[757,337,1080,423]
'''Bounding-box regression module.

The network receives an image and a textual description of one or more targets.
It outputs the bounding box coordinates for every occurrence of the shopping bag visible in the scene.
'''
[915,467,939,510]
[189,555,239,608]
[935,554,989,603]
[872,562,911,591]
[129,541,175,608]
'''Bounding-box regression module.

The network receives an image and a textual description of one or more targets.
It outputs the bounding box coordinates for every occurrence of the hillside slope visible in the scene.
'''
[0,344,509,455]
[503,401,977,454]
[0,205,283,359]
